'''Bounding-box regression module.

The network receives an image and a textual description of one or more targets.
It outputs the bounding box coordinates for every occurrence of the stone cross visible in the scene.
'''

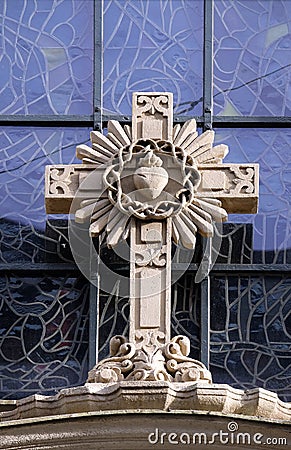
[45,92,258,383]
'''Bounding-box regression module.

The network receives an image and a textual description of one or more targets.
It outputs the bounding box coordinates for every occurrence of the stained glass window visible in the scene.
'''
[0,0,290,404]
[0,0,93,115]
[214,128,291,262]
[103,0,204,116]
[0,127,90,225]
[214,0,291,116]
[0,127,91,266]
[210,274,291,403]
[0,273,89,399]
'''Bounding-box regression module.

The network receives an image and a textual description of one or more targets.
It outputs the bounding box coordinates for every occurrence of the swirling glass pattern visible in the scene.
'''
[210,275,291,403]
[171,274,200,360]
[0,126,90,227]
[214,0,291,116]
[0,273,89,399]
[214,128,291,262]
[103,0,203,116]
[0,0,93,114]
[98,284,129,361]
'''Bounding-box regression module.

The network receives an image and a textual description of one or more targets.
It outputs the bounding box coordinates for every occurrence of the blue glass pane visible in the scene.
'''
[214,0,291,116]
[0,127,91,264]
[0,127,90,228]
[0,0,93,114]
[214,128,291,262]
[0,273,89,399]
[103,0,203,116]
[210,275,291,402]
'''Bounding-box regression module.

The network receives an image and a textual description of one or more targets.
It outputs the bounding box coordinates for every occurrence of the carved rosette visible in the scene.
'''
[87,334,212,384]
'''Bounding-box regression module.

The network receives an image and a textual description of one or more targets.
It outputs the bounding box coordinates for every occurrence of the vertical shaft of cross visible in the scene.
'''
[129,93,174,346]
[129,218,172,346]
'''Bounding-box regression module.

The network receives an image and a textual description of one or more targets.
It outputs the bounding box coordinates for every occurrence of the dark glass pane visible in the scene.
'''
[0,0,93,114]
[214,0,291,116]
[214,128,291,263]
[103,0,203,116]
[172,274,200,360]
[98,286,129,360]
[0,127,91,263]
[210,275,291,402]
[0,273,89,399]
[215,223,253,264]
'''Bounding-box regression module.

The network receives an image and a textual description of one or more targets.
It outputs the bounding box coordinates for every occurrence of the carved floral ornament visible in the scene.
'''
[75,106,229,250]
[87,334,211,383]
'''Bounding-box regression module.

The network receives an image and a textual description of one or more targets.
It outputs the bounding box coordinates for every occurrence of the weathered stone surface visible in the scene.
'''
[87,335,212,383]
[1,382,291,422]
[0,410,290,450]
[45,163,259,214]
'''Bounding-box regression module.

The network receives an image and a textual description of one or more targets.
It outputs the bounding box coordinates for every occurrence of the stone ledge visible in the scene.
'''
[1,382,290,422]
[0,410,290,450]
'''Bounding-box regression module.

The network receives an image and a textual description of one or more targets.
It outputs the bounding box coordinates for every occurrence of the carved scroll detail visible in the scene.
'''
[87,334,212,384]
[230,166,255,194]
[136,95,169,116]
[49,167,76,195]
[135,248,167,267]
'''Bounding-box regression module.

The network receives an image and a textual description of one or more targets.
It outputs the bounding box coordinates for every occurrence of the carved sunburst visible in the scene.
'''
[75,118,229,249]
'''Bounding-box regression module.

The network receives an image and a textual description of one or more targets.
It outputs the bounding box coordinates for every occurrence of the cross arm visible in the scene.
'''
[45,163,259,215]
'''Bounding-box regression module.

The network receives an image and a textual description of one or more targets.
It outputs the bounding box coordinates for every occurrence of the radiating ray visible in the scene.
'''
[172,124,181,142]
[188,203,213,222]
[194,144,229,164]
[122,224,130,241]
[179,131,198,149]
[80,199,98,207]
[192,198,227,222]
[106,207,124,233]
[90,130,119,153]
[185,130,214,155]
[107,132,123,148]
[124,125,132,140]
[186,206,213,237]
[108,120,131,146]
[76,198,111,223]
[90,201,112,221]
[180,211,197,233]
[76,144,111,164]
[91,143,115,159]
[89,208,112,236]
[107,214,130,248]
[172,220,180,244]
[173,119,197,147]
[173,213,197,249]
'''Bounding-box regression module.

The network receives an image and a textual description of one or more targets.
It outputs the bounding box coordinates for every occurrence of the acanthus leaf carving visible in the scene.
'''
[87,334,212,384]
[87,335,135,383]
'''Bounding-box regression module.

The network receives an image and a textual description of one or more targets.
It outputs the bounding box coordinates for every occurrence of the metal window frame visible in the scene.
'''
[1,0,290,370]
